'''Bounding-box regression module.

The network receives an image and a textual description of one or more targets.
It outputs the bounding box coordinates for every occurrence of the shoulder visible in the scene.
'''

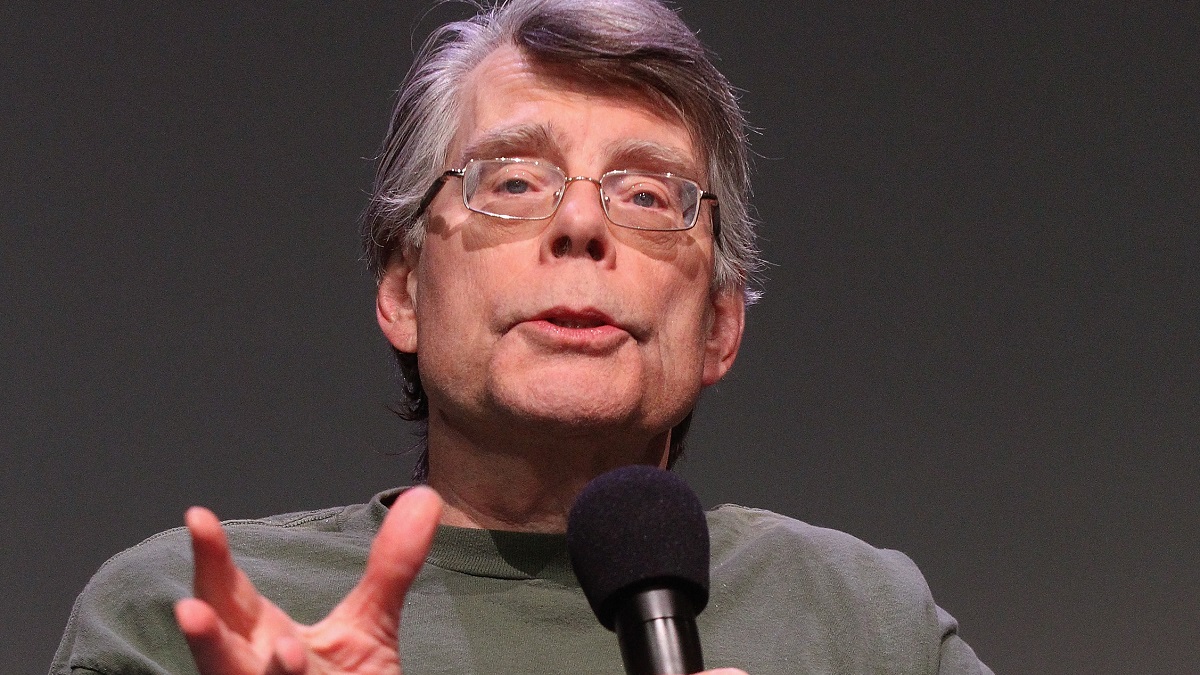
[707,503,925,585]
[705,505,941,663]
[702,505,991,674]
[84,500,373,595]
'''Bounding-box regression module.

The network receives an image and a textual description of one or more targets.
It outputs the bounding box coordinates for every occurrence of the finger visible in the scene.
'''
[186,506,263,637]
[175,597,259,675]
[332,486,443,634]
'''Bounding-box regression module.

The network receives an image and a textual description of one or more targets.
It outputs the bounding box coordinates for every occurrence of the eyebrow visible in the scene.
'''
[602,139,702,182]
[460,124,567,167]
[459,124,701,181]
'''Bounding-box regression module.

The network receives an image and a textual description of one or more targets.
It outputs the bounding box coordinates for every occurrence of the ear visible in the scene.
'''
[701,287,745,386]
[376,249,420,354]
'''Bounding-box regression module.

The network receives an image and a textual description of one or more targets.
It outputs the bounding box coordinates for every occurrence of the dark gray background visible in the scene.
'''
[3,2,1197,673]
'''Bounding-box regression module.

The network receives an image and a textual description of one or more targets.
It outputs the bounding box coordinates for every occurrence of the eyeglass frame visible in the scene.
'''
[411,157,721,241]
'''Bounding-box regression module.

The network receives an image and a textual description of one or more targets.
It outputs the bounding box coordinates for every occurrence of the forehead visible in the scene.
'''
[451,46,702,177]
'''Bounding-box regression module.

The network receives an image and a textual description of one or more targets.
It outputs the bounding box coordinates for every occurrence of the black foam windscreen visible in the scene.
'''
[567,465,710,630]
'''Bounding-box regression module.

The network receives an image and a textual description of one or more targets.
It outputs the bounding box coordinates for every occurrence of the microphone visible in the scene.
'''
[567,465,710,675]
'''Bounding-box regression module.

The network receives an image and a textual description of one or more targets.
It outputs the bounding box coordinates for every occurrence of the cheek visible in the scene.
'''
[413,238,538,377]
[414,246,494,362]
[418,239,502,318]
[646,272,713,374]
[642,246,714,375]
[412,247,505,409]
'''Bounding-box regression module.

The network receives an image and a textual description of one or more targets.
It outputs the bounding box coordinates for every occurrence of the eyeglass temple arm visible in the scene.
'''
[414,169,466,219]
[702,192,721,246]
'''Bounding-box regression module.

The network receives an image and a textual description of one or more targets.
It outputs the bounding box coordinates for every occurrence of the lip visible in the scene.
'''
[528,307,620,329]
[514,307,632,353]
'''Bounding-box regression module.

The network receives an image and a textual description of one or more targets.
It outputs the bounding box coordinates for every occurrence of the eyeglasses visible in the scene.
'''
[413,158,720,237]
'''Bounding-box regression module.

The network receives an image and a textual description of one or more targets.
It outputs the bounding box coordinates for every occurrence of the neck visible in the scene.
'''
[424,409,670,533]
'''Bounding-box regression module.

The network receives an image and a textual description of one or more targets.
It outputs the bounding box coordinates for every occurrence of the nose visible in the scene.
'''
[542,177,612,263]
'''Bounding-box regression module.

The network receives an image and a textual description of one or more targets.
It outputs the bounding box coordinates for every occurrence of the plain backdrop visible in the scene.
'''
[3,2,1197,673]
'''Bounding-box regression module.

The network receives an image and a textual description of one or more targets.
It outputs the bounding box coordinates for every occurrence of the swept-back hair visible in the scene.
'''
[361,0,761,481]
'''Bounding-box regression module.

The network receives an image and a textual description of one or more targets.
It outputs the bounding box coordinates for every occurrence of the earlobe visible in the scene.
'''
[376,251,420,354]
[701,288,745,386]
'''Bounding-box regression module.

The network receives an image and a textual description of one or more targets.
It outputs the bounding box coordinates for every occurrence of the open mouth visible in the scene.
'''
[545,317,608,329]
[519,308,632,351]
[530,307,618,331]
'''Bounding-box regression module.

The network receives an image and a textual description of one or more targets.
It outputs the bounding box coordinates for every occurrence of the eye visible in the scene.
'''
[482,164,551,196]
[631,191,660,208]
[503,178,530,194]
[482,171,541,197]
[604,173,673,209]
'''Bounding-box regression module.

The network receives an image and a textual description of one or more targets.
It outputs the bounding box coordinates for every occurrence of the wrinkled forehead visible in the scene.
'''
[450,45,707,176]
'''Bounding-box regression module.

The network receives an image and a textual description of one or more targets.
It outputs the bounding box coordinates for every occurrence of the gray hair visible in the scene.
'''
[361,0,761,480]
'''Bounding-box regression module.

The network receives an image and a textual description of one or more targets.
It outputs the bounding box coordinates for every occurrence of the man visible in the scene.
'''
[52,1,992,673]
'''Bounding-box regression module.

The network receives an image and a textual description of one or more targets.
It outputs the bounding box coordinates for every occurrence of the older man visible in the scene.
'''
[52,1,991,674]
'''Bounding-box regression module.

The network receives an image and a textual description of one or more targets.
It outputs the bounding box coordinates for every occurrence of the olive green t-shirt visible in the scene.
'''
[51,488,991,674]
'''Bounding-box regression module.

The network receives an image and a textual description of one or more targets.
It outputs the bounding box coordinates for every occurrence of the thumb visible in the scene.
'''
[330,486,443,635]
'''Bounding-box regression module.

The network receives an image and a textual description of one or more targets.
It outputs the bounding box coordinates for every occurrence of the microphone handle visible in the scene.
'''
[613,587,705,675]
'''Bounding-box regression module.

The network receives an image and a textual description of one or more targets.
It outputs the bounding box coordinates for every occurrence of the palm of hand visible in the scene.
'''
[174,487,441,675]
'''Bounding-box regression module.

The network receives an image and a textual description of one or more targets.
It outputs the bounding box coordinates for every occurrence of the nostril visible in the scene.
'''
[586,239,604,261]
[552,236,571,257]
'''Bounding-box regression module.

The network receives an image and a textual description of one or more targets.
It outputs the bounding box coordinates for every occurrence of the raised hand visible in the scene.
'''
[173,486,443,675]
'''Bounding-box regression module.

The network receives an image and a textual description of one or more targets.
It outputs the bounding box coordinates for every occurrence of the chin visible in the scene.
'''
[488,365,645,431]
